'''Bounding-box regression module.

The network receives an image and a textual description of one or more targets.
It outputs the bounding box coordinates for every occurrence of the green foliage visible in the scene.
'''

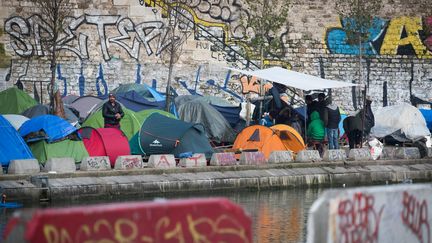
[335,0,382,44]
[241,0,290,61]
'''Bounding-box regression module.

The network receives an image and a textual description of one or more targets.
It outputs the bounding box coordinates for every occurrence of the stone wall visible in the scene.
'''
[0,0,431,112]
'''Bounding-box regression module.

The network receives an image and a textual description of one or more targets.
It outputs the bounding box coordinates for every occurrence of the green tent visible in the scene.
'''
[29,140,89,164]
[82,108,175,140]
[0,87,38,114]
[129,109,177,155]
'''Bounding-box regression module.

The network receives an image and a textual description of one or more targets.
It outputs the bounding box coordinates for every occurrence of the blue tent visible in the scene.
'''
[0,115,34,166]
[19,115,77,143]
[116,90,166,112]
[130,113,213,158]
[420,109,432,132]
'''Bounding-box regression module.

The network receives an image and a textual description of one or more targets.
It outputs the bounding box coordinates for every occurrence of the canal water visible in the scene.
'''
[1,187,325,242]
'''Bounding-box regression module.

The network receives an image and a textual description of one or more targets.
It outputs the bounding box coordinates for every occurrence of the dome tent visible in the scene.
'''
[0,87,37,114]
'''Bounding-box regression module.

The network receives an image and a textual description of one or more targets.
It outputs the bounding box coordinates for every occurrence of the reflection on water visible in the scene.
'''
[0,188,323,242]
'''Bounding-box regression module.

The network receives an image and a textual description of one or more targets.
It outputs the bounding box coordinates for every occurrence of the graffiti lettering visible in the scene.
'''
[215,153,237,166]
[337,192,384,243]
[4,14,176,61]
[240,75,273,94]
[326,16,432,58]
[156,155,172,167]
[401,191,430,243]
[123,157,141,169]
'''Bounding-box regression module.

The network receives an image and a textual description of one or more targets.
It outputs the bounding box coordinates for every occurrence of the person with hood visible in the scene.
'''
[307,110,325,156]
[323,99,341,149]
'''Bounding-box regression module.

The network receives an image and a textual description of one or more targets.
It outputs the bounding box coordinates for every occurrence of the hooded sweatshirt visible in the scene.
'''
[307,111,325,140]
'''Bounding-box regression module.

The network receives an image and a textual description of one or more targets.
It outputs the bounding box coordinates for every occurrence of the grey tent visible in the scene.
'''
[22,104,79,127]
[175,97,237,143]
[69,96,103,122]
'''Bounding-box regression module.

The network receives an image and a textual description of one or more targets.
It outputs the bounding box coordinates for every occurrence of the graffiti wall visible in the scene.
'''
[0,0,431,112]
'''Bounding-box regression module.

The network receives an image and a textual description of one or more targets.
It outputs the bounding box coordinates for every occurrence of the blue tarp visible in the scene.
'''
[19,115,77,143]
[116,90,178,117]
[0,115,34,166]
[420,109,432,132]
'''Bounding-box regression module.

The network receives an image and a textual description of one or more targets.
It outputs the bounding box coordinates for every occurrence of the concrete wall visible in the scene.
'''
[307,183,432,243]
[0,0,431,112]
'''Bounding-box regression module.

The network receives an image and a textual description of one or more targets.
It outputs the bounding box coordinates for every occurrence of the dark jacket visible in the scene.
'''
[323,104,341,129]
[102,101,124,125]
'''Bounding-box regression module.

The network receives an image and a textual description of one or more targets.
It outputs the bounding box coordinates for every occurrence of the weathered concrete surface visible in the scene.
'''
[179,153,207,167]
[268,151,293,163]
[114,155,143,170]
[80,156,111,171]
[307,183,432,243]
[8,159,40,174]
[381,147,421,160]
[1,160,431,202]
[239,152,266,165]
[210,152,237,166]
[296,150,321,162]
[148,154,176,168]
[43,158,76,173]
[348,148,372,161]
[322,149,346,162]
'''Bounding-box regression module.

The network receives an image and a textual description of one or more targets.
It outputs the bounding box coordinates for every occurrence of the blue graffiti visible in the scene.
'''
[135,63,142,84]
[56,64,67,97]
[326,17,387,55]
[206,70,243,101]
[95,63,108,98]
[78,65,85,96]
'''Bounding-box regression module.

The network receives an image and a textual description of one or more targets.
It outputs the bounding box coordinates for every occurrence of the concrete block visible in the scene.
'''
[114,155,143,170]
[268,151,293,163]
[148,154,176,168]
[210,152,237,166]
[323,149,346,162]
[8,159,40,174]
[394,147,420,160]
[44,158,76,173]
[239,152,267,165]
[348,148,372,161]
[179,153,207,168]
[307,184,432,243]
[428,147,432,158]
[80,156,111,171]
[295,150,321,162]
[380,147,397,160]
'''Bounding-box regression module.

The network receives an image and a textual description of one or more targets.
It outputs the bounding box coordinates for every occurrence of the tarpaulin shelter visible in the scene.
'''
[130,113,213,158]
[29,140,89,164]
[22,104,79,127]
[79,127,131,166]
[419,109,432,132]
[116,90,166,112]
[0,87,38,114]
[19,115,77,143]
[175,95,241,128]
[2,114,29,130]
[113,83,165,102]
[0,115,34,166]
[232,125,305,159]
[175,97,237,143]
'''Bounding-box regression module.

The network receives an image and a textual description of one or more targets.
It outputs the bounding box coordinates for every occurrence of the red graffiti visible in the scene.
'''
[187,154,203,166]
[156,155,172,167]
[216,153,237,166]
[124,158,140,169]
[401,191,430,243]
[337,192,384,243]
[245,152,266,165]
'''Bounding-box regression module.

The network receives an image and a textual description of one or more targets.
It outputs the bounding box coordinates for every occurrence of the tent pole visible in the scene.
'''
[304,92,307,145]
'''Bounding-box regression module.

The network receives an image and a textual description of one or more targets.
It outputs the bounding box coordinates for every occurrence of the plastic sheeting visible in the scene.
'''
[371,103,430,140]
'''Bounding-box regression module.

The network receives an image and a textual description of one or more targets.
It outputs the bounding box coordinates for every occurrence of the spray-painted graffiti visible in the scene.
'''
[337,192,385,243]
[4,14,175,61]
[326,16,432,58]
[122,157,142,169]
[401,191,430,243]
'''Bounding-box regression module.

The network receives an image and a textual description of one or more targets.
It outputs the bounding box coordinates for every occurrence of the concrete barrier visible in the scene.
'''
[114,155,143,170]
[4,198,252,243]
[80,156,111,171]
[148,154,176,168]
[307,183,432,243]
[295,150,321,162]
[348,148,372,161]
[239,152,267,165]
[210,152,237,166]
[383,147,421,160]
[179,153,207,167]
[7,159,40,174]
[268,151,293,163]
[43,158,76,173]
[322,149,346,162]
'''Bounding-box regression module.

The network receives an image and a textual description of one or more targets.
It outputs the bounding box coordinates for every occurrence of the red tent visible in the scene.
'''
[79,127,131,166]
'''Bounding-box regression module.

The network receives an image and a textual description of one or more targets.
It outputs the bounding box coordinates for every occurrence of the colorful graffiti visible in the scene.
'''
[401,191,430,243]
[4,14,175,61]
[337,192,385,243]
[4,198,252,243]
[326,16,432,58]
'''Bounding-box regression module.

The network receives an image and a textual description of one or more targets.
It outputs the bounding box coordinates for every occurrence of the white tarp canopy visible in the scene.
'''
[229,66,358,91]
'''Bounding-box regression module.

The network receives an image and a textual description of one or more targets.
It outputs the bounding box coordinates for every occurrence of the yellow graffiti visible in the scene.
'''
[142,0,289,67]
[381,16,432,58]
[155,217,185,243]
[44,225,73,243]
[114,219,138,243]
[187,214,250,243]
[240,75,273,94]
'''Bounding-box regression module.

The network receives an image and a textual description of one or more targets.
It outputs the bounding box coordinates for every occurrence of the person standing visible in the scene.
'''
[102,93,124,129]
[323,99,341,149]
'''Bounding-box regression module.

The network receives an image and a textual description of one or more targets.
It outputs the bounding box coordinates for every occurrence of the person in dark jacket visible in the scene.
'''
[323,99,341,149]
[343,97,375,149]
[102,93,124,129]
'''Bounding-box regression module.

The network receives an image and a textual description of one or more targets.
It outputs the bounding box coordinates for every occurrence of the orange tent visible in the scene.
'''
[232,125,305,159]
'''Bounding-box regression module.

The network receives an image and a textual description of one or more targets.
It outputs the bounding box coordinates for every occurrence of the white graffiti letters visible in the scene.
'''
[4,14,175,61]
